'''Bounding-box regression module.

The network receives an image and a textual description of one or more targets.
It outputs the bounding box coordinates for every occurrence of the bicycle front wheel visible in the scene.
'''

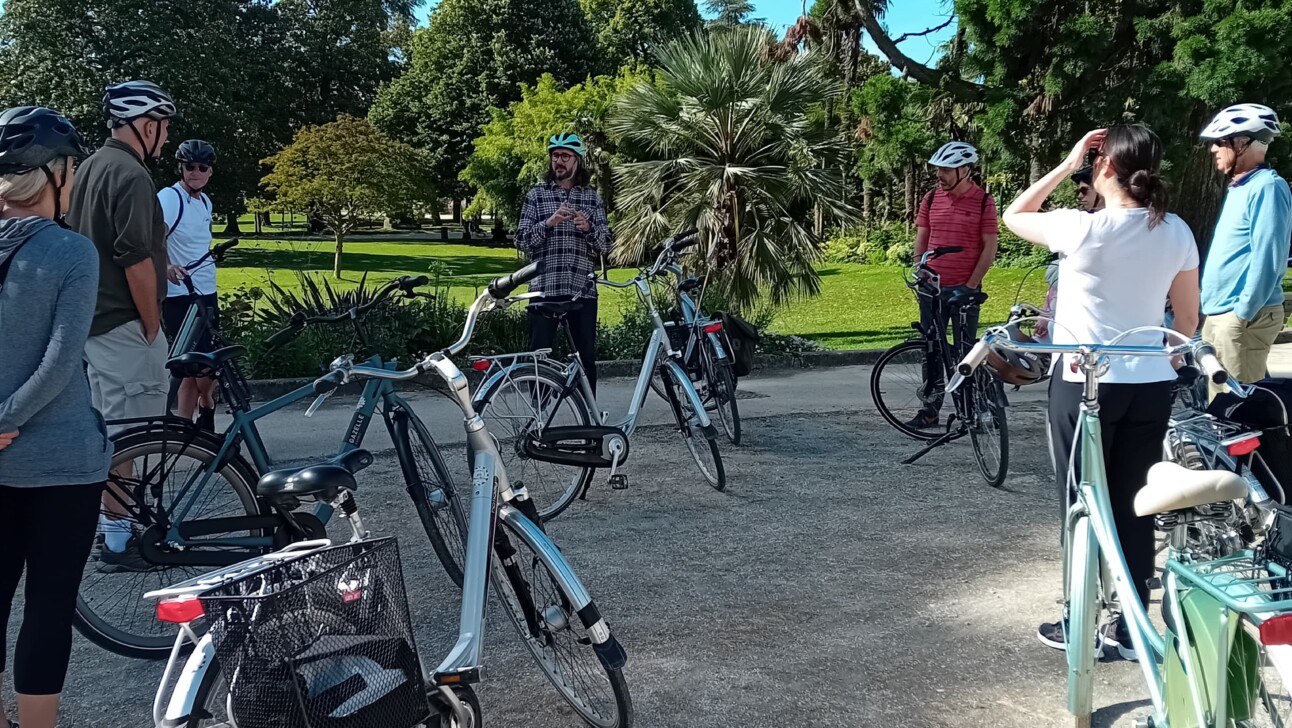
[473,366,596,521]
[701,338,741,446]
[969,369,1009,488]
[395,408,468,588]
[663,365,726,491]
[871,340,942,441]
[1066,516,1099,728]
[491,514,633,728]
[76,427,262,659]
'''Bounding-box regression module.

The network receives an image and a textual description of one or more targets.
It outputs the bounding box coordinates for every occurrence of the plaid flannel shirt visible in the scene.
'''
[515,183,614,298]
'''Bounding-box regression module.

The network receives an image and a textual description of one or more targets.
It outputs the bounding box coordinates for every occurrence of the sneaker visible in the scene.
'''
[1097,615,1138,662]
[98,538,154,573]
[1037,619,1068,650]
[904,411,939,430]
[196,406,216,432]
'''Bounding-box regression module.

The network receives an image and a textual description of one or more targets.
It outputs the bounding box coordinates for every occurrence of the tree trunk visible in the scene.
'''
[1174,103,1228,260]
[333,233,345,277]
[862,178,874,224]
[254,213,264,235]
[223,211,242,235]
[904,160,916,225]
[429,204,442,225]
[451,198,462,223]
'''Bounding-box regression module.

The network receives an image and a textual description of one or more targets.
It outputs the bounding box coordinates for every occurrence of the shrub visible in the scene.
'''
[995,226,1051,269]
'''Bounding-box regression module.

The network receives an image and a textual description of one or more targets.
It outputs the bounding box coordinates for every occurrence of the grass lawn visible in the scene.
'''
[213,237,1050,351]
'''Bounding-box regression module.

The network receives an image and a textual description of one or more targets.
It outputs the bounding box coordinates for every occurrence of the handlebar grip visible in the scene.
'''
[398,275,430,291]
[264,312,305,348]
[488,261,541,299]
[671,236,699,252]
[956,338,993,377]
[312,369,346,394]
[1194,344,1230,386]
[931,246,963,258]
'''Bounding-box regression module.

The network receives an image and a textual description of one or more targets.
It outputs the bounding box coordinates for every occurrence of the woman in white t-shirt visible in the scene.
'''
[1003,124,1201,661]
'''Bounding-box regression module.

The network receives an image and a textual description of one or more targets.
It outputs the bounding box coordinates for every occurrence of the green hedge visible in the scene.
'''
[822,221,1050,269]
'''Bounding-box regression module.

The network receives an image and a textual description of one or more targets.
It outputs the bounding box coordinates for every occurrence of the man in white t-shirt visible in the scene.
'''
[160,139,217,429]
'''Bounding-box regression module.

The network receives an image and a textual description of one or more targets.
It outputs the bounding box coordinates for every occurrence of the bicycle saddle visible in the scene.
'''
[256,449,373,507]
[947,288,989,307]
[166,345,246,378]
[530,299,585,319]
[1133,461,1248,517]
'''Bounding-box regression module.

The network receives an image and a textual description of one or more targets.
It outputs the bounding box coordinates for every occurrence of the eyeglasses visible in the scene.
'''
[183,163,211,173]
[550,152,577,162]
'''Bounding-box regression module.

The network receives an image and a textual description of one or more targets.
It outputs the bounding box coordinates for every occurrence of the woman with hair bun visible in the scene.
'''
[1002,124,1201,661]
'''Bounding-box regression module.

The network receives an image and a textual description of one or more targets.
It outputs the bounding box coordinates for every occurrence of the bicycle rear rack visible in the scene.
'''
[1167,551,1292,616]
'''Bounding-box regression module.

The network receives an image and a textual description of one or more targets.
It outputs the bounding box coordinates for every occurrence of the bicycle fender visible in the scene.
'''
[472,358,573,409]
[162,634,216,728]
[659,359,713,428]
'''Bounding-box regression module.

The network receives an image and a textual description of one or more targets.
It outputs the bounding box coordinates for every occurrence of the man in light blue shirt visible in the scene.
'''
[1199,103,1292,392]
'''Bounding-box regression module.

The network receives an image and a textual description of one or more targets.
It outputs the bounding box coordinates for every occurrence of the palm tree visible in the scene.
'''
[608,27,860,309]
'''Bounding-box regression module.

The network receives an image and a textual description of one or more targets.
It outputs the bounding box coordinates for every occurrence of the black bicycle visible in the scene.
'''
[165,237,239,411]
[870,247,1009,487]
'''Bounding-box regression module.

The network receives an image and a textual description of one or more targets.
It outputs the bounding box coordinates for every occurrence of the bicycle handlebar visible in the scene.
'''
[488,261,540,299]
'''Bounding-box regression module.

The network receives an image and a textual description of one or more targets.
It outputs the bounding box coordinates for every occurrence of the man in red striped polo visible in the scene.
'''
[908,141,1000,429]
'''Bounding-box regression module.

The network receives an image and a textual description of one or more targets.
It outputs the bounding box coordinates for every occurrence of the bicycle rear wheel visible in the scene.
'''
[491,514,633,728]
[76,427,262,659]
[395,408,468,588]
[969,369,1009,488]
[473,366,596,521]
[871,340,943,441]
[701,338,741,446]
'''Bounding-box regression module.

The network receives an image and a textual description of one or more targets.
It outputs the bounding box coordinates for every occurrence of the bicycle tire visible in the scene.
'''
[701,339,741,446]
[969,370,1009,488]
[491,514,633,728]
[473,364,596,521]
[871,340,943,441]
[1066,517,1099,728]
[428,684,483,728]
[662,364,726,491]
[76,427,262,660]
[186,654,232,728]
[395,408,468,588]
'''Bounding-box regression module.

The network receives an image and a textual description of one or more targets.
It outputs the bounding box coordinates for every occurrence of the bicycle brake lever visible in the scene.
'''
[305,390,333,418]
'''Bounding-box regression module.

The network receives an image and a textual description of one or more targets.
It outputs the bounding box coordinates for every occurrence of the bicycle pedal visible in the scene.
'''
[1146,577,1163,591]
[609,474,628,490]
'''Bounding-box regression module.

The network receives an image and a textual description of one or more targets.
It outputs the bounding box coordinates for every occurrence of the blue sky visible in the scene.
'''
[418,0,957,65]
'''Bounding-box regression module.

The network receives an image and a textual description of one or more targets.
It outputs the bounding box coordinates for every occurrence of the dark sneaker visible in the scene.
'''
[98,539,154,573]
[1037,619,1067,650]
[196,406,216,432]
[1098,615,1138,662]
[904,411,939,430]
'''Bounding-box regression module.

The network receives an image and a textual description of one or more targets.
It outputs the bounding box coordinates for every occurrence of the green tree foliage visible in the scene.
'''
[0,0,414,226]
[261,116,430,276]
[461,70,645,226]
[581,0,702,69]
[702,0,760,28]
[369,0,599,202]
[610,28,860,308]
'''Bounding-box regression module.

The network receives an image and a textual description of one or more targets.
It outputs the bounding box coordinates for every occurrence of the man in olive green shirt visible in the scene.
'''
[65,80,177,569]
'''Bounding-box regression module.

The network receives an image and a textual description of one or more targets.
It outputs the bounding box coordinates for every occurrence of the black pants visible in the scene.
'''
[918,289,981,415]
[529,296,599,394]
[1048,377,1172,608]
[0,482,104,695]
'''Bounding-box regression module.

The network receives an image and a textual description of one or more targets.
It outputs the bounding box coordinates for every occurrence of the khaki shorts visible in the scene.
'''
[1201,303,1286,398]
[85,319,169,434]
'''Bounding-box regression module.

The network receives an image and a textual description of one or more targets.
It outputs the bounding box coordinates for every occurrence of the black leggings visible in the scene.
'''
[1048,377,1171,608]
[0,482,104,695]
[529,296,599,394]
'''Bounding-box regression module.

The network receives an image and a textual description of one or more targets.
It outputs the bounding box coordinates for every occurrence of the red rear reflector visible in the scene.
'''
[471,360,490,372]
[703,322,723,334]
[1227,436,1261,457]
[156,598,205,624]
[1262,614,1292,645]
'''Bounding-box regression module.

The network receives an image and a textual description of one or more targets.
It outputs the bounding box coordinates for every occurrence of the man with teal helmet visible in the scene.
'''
[517,131,613,391]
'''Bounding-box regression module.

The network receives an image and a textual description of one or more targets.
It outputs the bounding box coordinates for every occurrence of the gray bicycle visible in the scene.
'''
[472,230,726,521]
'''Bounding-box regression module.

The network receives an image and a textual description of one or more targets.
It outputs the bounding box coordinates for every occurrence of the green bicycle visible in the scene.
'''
[954,326,1292,727]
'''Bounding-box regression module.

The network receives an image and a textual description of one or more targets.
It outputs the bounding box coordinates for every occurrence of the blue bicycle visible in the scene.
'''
[75,276,467,659]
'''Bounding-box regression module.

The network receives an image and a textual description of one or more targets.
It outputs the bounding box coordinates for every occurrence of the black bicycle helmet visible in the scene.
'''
[103,80,177,128]
[176,139,216,165]
[0,106,89,174]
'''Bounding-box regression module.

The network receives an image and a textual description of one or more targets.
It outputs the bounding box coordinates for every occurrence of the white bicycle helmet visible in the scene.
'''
[103,80,177,128]
[1200,103,1281,143]
[928,141,979,168]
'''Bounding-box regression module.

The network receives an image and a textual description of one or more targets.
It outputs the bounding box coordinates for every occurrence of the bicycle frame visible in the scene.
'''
[133,356,423,552]
[663,263,730,370]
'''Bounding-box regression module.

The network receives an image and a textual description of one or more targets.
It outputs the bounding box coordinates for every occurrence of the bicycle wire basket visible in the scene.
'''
[198,538,430,728]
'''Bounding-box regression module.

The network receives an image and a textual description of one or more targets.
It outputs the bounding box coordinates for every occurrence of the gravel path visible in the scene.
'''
[8,393,1153,727]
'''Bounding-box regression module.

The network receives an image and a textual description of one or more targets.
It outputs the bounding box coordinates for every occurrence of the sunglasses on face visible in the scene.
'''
[183,163,211,173]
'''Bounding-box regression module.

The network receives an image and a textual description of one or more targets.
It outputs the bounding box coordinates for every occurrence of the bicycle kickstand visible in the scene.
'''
[901,417,966,465]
